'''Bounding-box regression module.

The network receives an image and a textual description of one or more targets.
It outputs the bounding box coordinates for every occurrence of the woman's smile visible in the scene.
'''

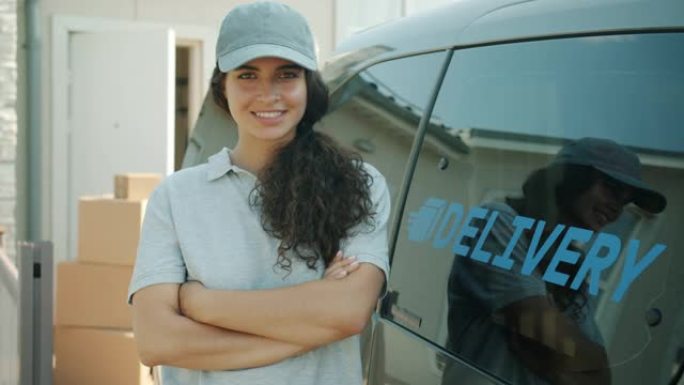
[571,177,627,231]
[593,207,611,229]
[251,110,288,125]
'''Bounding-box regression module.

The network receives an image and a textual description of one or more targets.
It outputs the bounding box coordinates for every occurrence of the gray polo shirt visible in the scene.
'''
[128,147,390,385]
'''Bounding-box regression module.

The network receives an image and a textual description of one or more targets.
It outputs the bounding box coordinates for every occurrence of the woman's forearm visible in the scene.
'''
[182,264,384,347]
[508,331,609,373]
[132,284,309,371]
[529,312,607,371]
[501,298,609,372]
[508,334,610,385]
[154,313,309,370]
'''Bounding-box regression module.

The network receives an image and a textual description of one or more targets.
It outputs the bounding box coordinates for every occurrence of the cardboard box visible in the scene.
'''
[115,173,162,200]
[78,197,146,265]
[56,261,133,329]
[54,327,154,385]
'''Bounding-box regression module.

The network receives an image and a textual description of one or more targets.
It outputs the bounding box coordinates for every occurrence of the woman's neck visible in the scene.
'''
[230,139,280,175]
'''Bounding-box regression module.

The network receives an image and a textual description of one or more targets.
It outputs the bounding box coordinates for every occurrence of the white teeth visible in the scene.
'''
[255,111,283,118]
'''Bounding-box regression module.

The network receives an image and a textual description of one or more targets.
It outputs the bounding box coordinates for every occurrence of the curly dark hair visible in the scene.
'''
[211,65,375,271]
[507,164,602,320]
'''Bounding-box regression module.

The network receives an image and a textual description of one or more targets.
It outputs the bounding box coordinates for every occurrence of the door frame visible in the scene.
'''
[51,15,214,263]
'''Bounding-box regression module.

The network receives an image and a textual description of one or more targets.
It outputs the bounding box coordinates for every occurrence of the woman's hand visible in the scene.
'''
[179,280,206,319]
[507,327,611,385]
[323,251,360,280]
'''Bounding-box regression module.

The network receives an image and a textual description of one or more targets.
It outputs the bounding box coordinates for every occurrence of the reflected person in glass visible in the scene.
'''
[443,137,667,385]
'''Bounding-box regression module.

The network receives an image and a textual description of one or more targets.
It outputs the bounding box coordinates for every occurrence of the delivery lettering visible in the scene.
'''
[407,197,667,303]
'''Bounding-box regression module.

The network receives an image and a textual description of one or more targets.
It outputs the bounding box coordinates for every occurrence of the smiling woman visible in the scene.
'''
[222,58,307,146]
[126,2,390,385]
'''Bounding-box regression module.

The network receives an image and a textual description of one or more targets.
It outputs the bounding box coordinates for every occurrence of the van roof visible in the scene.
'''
[334,0,684,58]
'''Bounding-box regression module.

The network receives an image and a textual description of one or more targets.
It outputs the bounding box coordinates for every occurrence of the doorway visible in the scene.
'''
[51,16,213,263]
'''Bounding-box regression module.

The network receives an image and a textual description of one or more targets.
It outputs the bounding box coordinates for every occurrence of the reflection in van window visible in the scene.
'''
[443,138,666,385]
[433,33,684,153]
[320,51,448,199]
[386,32,682,385]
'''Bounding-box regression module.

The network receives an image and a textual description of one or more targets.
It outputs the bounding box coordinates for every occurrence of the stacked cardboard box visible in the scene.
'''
[54,174,161,385]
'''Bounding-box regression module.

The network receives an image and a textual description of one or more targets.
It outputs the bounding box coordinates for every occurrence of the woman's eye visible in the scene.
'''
[280,71,301,79]
[237,73,256,80]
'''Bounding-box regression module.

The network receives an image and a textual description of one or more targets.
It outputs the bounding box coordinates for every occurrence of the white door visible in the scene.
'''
[65,29,175,261]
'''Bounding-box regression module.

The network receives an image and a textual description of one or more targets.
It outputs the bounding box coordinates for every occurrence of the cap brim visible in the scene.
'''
[595,166,667,214]
[218,44,317,72]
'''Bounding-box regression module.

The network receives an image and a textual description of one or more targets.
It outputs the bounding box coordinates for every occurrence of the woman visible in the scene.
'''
[127,2,390,384]
[444,137,667,385]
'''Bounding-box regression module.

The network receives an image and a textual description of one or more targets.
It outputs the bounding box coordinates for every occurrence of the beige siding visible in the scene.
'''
[0,0,16,254]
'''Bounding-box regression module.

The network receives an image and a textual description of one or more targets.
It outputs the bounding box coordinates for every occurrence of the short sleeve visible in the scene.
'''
[450,203,546,312]
[127,181,187,304]
[341,164,391,295]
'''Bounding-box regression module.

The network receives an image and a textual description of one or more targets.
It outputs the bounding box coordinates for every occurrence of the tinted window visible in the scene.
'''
[387,32,683,385]
[319,51,448,208]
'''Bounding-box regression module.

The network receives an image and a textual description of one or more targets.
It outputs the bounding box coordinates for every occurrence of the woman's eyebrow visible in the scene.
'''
[234,64,303,71]
[278,64,303,71]
[235,64,258,71]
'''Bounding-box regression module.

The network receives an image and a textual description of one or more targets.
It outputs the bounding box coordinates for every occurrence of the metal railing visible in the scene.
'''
[0,242,54,385]
[19,241,53,385]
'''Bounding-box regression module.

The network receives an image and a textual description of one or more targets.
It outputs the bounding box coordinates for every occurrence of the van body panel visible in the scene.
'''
[368,319,507,385]
[333,0,684,71]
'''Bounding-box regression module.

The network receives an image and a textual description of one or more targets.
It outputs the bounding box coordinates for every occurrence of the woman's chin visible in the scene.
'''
[247,128,295,144]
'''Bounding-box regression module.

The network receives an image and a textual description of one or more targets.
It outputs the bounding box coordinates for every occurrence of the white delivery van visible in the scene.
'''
[184,0,684,384]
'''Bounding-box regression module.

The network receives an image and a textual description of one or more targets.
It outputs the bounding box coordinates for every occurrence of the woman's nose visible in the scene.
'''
[256,80,281,102]
[612,187,635,206]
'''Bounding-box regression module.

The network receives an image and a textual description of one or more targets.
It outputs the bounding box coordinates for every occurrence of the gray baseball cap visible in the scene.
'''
[216,1,317,73]
[552,137,667,213]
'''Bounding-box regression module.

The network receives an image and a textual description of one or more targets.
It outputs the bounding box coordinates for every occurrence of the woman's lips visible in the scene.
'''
[253,110,285,119]
[251,110,286,126]
[594,206,618,229]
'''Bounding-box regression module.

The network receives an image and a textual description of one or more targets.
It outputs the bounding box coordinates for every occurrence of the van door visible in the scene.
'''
[382,31,684,385]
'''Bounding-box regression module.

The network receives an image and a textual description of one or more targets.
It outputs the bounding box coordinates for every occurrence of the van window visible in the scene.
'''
[388,32,683,385]
[319,51,448,207]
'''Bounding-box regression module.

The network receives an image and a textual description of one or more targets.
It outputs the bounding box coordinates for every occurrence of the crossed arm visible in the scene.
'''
[132,282,307,370]
[179,263,383,346]
[131,254,382,370]
[498,296,611,385]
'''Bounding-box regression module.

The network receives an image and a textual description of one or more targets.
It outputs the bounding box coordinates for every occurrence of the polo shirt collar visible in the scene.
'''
[207,147,239,181]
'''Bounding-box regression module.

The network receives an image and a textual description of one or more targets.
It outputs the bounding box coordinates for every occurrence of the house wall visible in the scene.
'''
[0,0,17,258]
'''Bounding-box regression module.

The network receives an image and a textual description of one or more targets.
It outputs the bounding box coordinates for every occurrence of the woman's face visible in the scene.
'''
[568,174,635,231]
[224,57,307,145]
